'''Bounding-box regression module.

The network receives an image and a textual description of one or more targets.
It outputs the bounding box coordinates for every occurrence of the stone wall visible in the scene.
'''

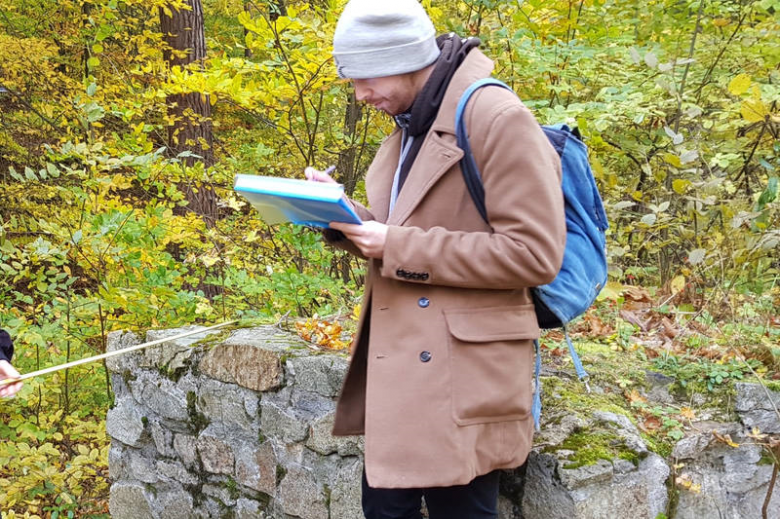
[106,325,780,519]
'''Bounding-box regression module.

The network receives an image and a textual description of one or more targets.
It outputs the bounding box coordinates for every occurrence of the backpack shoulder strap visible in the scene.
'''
[455,78,514,224]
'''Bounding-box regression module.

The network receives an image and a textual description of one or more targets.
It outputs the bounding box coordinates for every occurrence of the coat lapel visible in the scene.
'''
[366,49,496,226]
[386,133,463,226]
[386,49,495,226]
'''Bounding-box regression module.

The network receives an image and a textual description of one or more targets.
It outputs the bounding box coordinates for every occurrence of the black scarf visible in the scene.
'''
[394,34,480,194]
[0,329,13,363]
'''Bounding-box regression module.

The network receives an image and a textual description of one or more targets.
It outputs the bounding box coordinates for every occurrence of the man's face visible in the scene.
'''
[352,74,417,116]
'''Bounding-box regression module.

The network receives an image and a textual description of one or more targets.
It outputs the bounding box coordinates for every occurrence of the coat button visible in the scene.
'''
[419,351,432,362]
[418,297,430,308]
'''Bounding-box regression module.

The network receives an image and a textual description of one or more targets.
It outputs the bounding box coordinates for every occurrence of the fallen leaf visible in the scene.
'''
[625,389,648,405]
[712,430,740,448]
[620,309,650,331]
[623,285,653,302]
[680,407,696,420]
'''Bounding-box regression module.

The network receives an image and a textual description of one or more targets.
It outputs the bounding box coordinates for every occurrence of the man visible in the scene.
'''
[307,1,566,517]
[0,329,22,398]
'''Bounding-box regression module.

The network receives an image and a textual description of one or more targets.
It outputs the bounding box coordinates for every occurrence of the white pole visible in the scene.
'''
[0,320,237,387]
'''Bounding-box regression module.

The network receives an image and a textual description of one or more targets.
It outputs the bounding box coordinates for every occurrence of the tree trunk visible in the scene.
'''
[159,0,217,223]
[337,91,364,196]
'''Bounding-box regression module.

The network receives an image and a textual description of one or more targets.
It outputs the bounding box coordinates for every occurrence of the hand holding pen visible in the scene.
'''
[304,165,338,184]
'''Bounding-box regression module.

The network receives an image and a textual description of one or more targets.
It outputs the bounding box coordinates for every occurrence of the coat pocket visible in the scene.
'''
[444,305,539,426]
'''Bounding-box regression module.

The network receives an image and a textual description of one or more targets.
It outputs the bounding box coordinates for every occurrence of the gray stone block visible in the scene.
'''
[198,378,256,431]
[278,466,328,519]
[108,443,130,481]
[736,382,780,433]
[202,483,237,507]
[106,330,143,374]
[174,433,199,468]
[260,399,310,443]
[106,399,146,447]
[235,441,277,495]
[287,354,348,397]
[236,498,267,519]
[305,411,363,456]
[157,459,199,486]
[129,371,190,422]
[557,459,613,489]
[197,425,235,475]
[109,481,154,519]
[522,451,669,519]
[141,325,222,371]
[328,457,363,519]
[154,487,195,519]
[128,448,159,484]
[150,419,177,458]
[674,434,780,519]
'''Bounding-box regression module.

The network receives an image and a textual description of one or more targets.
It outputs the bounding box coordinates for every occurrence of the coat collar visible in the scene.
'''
[381,49,494,225]
[430,48,495,136]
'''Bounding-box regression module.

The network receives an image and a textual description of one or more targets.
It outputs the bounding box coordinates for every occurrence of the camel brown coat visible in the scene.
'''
[331,49,566,489]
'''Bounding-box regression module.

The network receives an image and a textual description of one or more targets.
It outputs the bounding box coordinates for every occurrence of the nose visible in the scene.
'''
[353,80,370,103]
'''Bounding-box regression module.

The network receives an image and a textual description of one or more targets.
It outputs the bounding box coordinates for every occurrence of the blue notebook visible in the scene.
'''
[234,174,362,228]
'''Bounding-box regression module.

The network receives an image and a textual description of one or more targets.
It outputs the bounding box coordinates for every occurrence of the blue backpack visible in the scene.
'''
[456,78,609,429]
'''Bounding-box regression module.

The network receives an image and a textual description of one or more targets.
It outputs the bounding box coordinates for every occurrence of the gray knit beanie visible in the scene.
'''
[333,0,440,79]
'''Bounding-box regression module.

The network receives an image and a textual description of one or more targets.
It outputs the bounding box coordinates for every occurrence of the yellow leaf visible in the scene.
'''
[671,275,686,295]
[680,407,696,420]
[591,156,605,179]
[739,99,769,123]
[741,99,768,122]
[663,153,682,168]
[631,190,643,201]
[597,281,624,301]
[672,179,690,194]
[712,18,730,27]
[728,73,751,96]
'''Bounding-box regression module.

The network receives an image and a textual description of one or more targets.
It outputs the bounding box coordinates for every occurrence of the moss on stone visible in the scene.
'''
[544,430,640,469]
[540,376,632,420]
[224,477,240,501]
[194,329,232,351]
[121,369,137,385]
[323,483,332,509]
[276,464,287,486]
[186,391,210,434]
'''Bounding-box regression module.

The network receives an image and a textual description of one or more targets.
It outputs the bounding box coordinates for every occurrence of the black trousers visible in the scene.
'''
[362,469,500,519]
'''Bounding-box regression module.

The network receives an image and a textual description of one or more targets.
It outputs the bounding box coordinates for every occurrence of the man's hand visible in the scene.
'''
[329,221,388,259]
[304,166,338,183]
[0,360,22,398]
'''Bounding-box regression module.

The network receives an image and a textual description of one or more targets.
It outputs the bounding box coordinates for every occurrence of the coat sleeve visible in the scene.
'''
[380,96,566,289]
[0,329,14,363]
[322,199,374,260]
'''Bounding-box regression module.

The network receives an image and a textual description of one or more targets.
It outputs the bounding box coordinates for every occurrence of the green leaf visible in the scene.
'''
[87,83,97,96]
[756,177,778,210]
[87,56,100,69]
